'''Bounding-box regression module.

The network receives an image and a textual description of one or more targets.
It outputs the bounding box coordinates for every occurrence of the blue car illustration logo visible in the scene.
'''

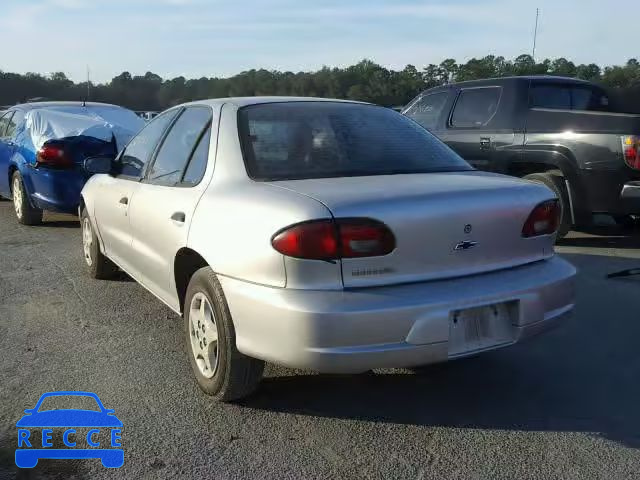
[16,391,123,468]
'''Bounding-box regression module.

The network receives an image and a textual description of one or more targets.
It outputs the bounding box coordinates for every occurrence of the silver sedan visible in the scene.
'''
[79,97,576,401]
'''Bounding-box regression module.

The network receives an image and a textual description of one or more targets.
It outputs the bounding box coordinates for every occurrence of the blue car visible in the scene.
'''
[15,391,123,468]
[0,101,143,225]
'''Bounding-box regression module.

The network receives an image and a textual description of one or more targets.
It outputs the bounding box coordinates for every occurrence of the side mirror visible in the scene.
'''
[84,155,114,175]
[24,409,34,414]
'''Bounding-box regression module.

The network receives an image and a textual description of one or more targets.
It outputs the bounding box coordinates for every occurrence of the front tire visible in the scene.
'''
[80,207,118,279]
[523,171,571,239]
[11,171,43,225]
[184,267,264,401]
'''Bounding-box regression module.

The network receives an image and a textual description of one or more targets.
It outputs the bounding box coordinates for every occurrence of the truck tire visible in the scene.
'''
[523,171,571,239]
[184,267,264,402]
[11,171,43,225]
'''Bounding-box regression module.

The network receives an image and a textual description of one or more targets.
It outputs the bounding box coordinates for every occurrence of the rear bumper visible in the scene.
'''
[24,167,86,213]
[220,256,576,373]
[619,181,640,214]
[579,169,640,216]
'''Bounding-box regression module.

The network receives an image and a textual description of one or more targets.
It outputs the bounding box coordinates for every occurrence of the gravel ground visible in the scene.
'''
[1,201,639,480]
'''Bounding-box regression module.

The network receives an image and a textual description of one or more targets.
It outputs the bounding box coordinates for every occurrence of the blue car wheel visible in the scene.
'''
[11,171,43,226]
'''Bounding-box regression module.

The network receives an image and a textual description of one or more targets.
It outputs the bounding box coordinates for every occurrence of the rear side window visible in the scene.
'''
[403,92,448,130]
[147,107,212,186]
[529,84,610,111]
[5,110,25,138]
[0,112,13,138]
[182,125,212,185]
[238,102,471,181]
[119,109,179,178]
[450,87,501,128]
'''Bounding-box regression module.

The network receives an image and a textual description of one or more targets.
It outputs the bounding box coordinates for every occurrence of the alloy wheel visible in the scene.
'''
[12,176,22,219]
[189,292,220,379]
[82,217,93,266]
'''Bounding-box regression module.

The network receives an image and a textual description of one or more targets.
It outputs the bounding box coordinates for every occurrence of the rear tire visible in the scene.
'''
[523,171,571,239]
[184,267,264,402]
[80,207,118,279]
[11,171,43,225]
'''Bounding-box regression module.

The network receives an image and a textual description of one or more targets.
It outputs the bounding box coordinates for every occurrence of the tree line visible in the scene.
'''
[2,54,640,112]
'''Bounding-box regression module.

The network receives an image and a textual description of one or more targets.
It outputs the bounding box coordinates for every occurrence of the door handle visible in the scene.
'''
[171,212,185,223]
[119,197,128,205]
[480,137,491,150]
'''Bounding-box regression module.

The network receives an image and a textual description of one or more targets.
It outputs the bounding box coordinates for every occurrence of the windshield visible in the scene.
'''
[238,102,472,181]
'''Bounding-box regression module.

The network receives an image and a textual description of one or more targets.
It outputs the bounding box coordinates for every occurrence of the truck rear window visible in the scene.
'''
[238,102,471,181]
[529,84,611,111]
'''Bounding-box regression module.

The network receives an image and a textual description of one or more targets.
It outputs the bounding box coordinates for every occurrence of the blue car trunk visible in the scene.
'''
[27,135,119,213]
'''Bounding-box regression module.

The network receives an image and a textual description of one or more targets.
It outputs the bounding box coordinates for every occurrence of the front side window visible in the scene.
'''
[450,87,501,128]
[118,109,179,178]
[147,107,212,186]
[238,102,471,181]
[403,92,449,130]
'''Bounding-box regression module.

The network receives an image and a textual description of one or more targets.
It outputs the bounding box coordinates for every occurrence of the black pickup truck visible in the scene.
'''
[402,76,640,236]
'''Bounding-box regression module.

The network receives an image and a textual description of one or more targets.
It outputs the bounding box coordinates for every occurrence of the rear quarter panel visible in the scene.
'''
[188,180,333,288]
[524,109,640,215]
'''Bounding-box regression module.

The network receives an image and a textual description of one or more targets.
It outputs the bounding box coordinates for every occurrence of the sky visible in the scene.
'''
[0,0,637,83]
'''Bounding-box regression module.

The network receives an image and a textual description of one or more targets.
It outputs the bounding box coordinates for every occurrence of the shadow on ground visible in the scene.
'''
[559,224,640,250]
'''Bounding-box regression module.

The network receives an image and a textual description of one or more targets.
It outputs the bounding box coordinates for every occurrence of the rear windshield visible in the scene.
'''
[238,102,471,181]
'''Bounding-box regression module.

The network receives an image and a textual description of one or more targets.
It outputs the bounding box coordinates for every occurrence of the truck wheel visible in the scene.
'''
[184,267,264,402]
[523,172,571,239]
[80,207,118,279]
[11,171,43,225]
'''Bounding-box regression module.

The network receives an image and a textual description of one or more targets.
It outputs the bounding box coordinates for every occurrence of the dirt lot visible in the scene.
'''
[1,203,639,480]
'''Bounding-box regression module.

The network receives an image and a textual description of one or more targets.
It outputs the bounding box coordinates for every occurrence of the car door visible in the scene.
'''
[94,109,180,273]
[0,111,15,196]
[437,86,504,171]
[126,106,215,308]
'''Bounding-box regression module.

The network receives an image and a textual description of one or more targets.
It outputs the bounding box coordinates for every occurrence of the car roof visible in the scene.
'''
[180,96,372,109]
[435,75,594,89]
[9,101,128,111]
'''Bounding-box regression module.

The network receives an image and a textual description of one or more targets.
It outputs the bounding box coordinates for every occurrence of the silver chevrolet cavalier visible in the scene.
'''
[79,97,576,401]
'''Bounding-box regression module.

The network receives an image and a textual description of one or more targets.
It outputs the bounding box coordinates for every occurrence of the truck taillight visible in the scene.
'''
[622,136,640,170]
[36,145,72,169]
[271,219,396,260]
[522,200,560,238]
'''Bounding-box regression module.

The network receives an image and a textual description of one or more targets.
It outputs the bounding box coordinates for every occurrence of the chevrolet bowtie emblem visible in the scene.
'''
[454,240,478,251]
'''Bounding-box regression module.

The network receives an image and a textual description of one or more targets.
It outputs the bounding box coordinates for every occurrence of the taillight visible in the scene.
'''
[271,219,395,260]
[622,135,640,170]
[522,200,560,238]
[36,145,72,168]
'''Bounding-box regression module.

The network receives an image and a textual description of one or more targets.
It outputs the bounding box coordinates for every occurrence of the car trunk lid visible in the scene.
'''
[271,171,557,288]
